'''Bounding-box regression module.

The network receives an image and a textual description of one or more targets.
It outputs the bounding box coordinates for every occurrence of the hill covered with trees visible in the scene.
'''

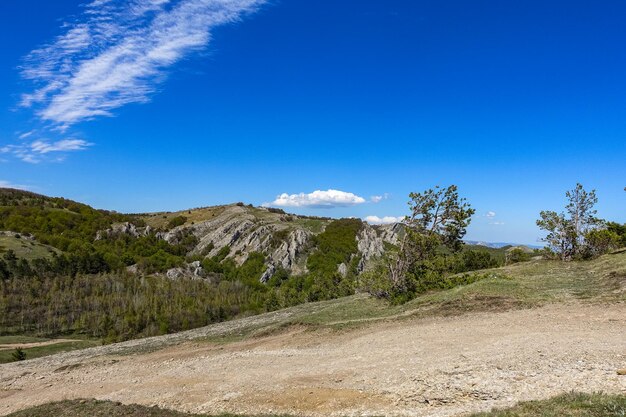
[3,185,621,343]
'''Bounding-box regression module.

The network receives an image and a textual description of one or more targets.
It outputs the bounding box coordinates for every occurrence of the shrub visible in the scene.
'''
[12,347,26,361]
[359,263,392,299]
[269,229,290,248]
[506,247,532,264]
[266,207,286,214]
[583,229,621,258]
[606,222,626,247]
[166,216,187,230]
[455,249,499,272]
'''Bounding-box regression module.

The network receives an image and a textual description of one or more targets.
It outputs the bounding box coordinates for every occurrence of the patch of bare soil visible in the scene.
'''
[1,303,625,417]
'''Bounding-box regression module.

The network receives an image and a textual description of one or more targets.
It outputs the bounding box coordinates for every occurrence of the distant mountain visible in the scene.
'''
[465,240,543,250]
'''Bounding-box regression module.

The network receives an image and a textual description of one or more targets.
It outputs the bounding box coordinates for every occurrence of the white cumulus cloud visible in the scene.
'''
[364,215,404,225]
[485,211,496,218]
[370,193,390,203]
[268,189,366,208]
[20,0,266,129]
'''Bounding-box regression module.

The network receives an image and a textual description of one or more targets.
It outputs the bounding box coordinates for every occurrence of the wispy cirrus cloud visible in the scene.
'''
[20,0,266,129]
[30,139,92,154]
[1,139,92,163]
[18,131,35,140]
[266,189,367,209]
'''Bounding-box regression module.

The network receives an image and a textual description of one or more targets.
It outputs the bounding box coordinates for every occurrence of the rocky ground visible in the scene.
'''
[1,302,625,417]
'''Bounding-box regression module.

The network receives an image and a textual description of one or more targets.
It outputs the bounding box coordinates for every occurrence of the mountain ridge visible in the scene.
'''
[0,188,536,283]
[0,188,402,281]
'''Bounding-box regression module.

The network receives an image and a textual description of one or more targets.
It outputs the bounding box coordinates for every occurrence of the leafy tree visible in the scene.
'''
[606,222,626,247]
[537,183,607,260]
[387,185,475,297]
[537,211,577,260]
[566,183,600,250]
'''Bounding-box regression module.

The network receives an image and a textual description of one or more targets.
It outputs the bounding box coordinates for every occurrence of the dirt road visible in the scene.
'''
[0,340,80,352]
[1,303,625,417]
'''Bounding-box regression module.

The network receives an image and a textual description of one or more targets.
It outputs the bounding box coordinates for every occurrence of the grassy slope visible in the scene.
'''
[0,235,59,260]
[139,206,228,229]
[468,392,626,417]
[0,336,99,364]
[107,251,625,355]
[7,393,626,417]
[249,251,626,333]
[138,204,330,234]
[4,252,624,361]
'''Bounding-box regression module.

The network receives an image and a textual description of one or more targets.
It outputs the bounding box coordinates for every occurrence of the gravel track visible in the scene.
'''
[1,302,625,417]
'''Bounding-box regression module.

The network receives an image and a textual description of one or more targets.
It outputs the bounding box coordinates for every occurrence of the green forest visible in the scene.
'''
[2,187,621,343]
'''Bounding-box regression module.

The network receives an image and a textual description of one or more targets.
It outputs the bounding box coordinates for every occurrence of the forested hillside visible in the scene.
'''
[0,188,535,342]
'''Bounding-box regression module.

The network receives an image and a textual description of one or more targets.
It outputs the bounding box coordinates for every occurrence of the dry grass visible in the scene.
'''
[139,206,228,229]
[469,392,626,417]
[138,203,330,234]
[7,393,625,417]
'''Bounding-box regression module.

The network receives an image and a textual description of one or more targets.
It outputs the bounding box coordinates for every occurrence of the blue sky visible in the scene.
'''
[0,0,624,245]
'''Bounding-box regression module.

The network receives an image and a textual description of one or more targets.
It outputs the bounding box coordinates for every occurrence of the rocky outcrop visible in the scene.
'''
[260,265,276,283]
[170,208,401,280]
[357,224,385,272]
[269,229,310,272]
[96,222,153,240]
[165,261,204,280]
[354,223,403,272]
[195,218,258,258]
[163,205,313,281]
[173,206,260,259]
[377,223,403,246]
[258,229,311,282]
[97,203,403,282]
